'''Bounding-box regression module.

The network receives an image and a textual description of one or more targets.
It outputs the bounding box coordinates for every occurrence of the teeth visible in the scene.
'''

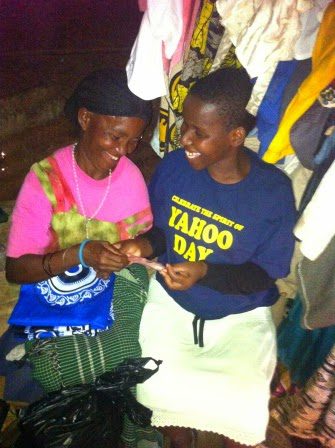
[185,150,201,159]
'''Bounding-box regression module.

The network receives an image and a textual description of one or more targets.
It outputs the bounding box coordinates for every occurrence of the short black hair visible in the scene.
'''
[189,67,256,134]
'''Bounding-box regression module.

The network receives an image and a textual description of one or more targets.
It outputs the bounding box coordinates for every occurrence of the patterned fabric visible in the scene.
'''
[9,267,115,330]
[272,344,335,447]
[159,0,224,153]
[26,264,153,447]
[26,265,148,391]
[33,155,152,251]
[319,81,335,108]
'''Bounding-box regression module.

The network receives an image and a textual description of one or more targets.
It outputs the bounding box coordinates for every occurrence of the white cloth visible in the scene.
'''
[126,0,183,100]
[294,159,335,261]
[216,0,313,115]
[137,277,276,446]
[294,0,332,60]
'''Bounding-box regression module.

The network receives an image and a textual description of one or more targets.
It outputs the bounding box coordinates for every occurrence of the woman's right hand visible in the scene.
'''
[83,240,129,277]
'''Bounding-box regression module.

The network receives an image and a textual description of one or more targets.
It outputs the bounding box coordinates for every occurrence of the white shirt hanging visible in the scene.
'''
[126,0,183,100]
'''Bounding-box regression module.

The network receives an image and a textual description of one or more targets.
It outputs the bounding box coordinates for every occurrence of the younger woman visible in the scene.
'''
[120,68,296,448]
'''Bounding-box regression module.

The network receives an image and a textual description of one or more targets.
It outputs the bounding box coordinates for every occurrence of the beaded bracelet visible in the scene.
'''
[78,239,90,268]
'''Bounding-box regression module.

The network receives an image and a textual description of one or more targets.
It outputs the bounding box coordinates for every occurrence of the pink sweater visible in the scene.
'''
[7,146,152,257]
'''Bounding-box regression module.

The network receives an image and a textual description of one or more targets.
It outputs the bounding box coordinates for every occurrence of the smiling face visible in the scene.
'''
[181,95,246,177]
[76,108,147,179]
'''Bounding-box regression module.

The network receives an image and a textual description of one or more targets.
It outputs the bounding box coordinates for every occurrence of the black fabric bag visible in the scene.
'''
[15,357,161,448]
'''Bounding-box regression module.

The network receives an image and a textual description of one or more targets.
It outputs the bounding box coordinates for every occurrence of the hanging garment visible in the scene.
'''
[164,0,200,74]
[280,58,312,115]
[153,0,200,155]
[297,131,335,215]
[216,0,312,115]
[263,2,335,163]
[272,343,335,447]
[257,60,298,158]
[298,233,335,330]
[126,0,183,100]
[314,124,335,165]
[294,0,332,60]
[158,0,225,152]
[289,94,334,169]
[277,296,335,386]
[294,149,335,260]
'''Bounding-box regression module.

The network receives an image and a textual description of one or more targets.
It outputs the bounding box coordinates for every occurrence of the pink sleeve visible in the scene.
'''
[6,171,53,257]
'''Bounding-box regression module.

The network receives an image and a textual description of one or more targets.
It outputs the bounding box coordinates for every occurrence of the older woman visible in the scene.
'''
[5,69,154,447]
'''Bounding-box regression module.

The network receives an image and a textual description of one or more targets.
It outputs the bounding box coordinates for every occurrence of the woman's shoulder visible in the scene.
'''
[32,145,73,170]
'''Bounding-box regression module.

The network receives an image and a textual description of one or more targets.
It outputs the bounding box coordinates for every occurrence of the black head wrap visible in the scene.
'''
[64,68,152,126]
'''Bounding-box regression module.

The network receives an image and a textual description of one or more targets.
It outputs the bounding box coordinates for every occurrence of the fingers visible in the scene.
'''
[160,264,191,290]
[95,270,110,280]
[85,241,129,272]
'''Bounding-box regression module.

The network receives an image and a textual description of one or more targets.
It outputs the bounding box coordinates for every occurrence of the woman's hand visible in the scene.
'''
[83,240,129,278]
[118,237,153,259]
[160,261,208,291]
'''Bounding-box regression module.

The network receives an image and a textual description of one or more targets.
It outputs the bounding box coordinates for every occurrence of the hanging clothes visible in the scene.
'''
[263,1,335,163]
[294,144,335,261]
[294,0,333,60]
[289,87,335,169]
[126,0,183,100]
[257,60,298,158]
[216,0,313,115]
[277,296,335,386]
[272,343,335,447]
[158,0,226,152]
[298,233,335,330]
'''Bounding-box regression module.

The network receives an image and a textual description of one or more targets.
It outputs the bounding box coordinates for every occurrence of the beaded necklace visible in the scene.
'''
[71,144,112,238]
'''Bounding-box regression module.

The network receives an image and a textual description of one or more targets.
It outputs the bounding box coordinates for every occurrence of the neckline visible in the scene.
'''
[201,148,256,189]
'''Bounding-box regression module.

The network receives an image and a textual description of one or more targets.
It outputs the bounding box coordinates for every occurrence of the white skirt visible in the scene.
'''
[137,277,277,446]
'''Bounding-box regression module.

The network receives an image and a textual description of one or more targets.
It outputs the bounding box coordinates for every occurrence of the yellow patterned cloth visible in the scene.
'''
[158,0,241,153]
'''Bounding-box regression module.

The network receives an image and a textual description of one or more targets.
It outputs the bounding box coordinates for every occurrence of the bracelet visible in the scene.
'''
[62,248,70,267]
[47,252,55,277]
[42,253,54,277]
[78,239,90,268]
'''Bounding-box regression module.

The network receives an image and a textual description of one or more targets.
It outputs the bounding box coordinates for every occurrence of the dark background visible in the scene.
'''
[0,1,159,201]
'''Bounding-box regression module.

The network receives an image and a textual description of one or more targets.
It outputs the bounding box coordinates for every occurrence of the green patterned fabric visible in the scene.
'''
[32,156,152,250]
[26,265,148,391]
[25,264,159,447]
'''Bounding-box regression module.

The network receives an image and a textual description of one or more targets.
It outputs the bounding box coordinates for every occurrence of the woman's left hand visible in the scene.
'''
[160,261,207,290]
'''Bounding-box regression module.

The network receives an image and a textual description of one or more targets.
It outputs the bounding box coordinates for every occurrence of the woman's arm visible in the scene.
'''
[6,240,129,284]
[197,261,275,294]
[160,260,274,293]
[6,246,80,284]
